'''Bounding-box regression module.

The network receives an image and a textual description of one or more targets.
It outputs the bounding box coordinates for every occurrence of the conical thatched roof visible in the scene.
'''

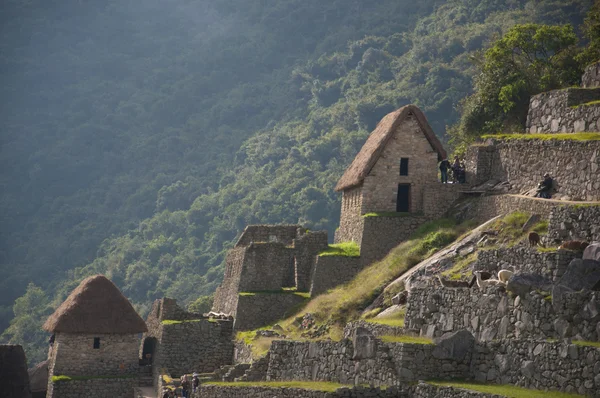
[43,275,147,334]
[335,105,447,192]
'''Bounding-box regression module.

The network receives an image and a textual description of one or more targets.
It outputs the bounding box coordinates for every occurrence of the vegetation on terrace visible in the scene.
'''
[482,132,600,141]
[239,289,310,299]
[363,211,424,218]
[51,374,137,382]
[319,242,360,257]
[429,381,584,398]
[379,335,433,344]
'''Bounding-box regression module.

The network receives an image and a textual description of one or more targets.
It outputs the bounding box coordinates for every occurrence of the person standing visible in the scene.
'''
[192,373,200,394]
[439,158,450,183]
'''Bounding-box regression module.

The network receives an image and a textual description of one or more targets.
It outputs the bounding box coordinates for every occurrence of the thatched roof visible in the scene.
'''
[43,275,147,334]
[27,361,47,393]
[335,105,447,192]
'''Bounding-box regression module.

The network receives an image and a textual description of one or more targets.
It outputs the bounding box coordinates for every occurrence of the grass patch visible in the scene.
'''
[239,289,310,299]
[482,132,600,141]
[573,340,600,348]
[441,253,477,280]
[380,335,433,344]
[204,381,352,392]
[428,381,584,397]
[275,218,473,341]
[571,99,600,108]
[531,220,549,234]
[52,374,137,383]
[365,317,405,328]
[319,241,360,257]
[161,319,202,325]
[363,211,424,218]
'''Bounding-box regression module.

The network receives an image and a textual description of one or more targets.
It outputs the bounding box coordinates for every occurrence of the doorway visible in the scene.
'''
[396,184,410,212]
[141,337,157,365]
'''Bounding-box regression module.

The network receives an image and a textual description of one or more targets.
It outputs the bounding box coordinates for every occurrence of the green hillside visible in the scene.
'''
[0,0,594,365]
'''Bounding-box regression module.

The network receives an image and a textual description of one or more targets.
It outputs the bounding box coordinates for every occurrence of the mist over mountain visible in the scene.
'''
[0,0,593,364]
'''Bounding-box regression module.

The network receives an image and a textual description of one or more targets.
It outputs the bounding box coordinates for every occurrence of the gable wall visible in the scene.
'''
[361,115,439,213]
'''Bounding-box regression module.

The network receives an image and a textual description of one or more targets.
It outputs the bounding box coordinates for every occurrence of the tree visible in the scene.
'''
[577,0,600,66]
[451,23,581,143]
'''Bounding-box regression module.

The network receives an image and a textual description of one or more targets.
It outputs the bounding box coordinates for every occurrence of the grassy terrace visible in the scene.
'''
[52,374,136,382]
[319,241,360,257]
[482,132,600,141]
[204,381,352,391]
[239,287,310,299]
[380,335,433,344]
[573,340,600,348]
[429,381,584,397]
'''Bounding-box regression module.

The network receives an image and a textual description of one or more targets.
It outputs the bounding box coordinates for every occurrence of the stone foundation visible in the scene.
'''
[310,256,362,296]
[47,377,136,398]
[235,293,308,331]
[195,385,409,398]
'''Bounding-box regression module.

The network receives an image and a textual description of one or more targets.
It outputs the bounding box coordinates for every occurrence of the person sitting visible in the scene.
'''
[439,158,450,183]
[536,173,553,199]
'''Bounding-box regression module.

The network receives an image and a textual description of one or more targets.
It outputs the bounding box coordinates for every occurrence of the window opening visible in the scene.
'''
[400,158,409,176]
[93,337,100,349]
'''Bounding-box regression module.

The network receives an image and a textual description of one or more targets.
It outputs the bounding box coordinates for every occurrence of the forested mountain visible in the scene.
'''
[0,0,593,364]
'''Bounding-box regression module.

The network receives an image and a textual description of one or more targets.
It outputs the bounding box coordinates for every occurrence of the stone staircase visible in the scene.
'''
[138,366,153,387]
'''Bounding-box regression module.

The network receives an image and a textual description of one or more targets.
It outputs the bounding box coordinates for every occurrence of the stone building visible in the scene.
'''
[334,104,459,245]
[212,225,328,330]
[0,344,32,398]
[43,275,147,398]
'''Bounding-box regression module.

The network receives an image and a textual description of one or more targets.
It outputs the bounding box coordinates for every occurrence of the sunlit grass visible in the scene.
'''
[319,241,360,257]
[482,132,600,141]
[428,381,584,397]
[573,340,600,348]
[365,316,405,328]
[379,335,432,344]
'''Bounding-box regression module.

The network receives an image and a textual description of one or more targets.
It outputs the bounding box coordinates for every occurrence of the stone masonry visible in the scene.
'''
[526,87,600,133]
[582,61,600,88]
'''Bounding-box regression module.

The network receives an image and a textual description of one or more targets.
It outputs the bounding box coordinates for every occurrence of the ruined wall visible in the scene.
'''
[361,115,440,213]
[473,340,600,396]
[548,204,600,243]
[266,340,471,386]
[360,215,428,264]
[234,293,308,331]
[213,247,246,315]
[526,88,600,133]
[293,231,329,291]
[476,247,579,282]
[336,186,365,244]
[465,145,503,186]
[235,225,301,247]
[238,243,294,291]
[309,256,362,296]
[405,287,600,342]
[142,299,234,377]
[0,345,31,398]
[49,333,139,378]
[48,377,136,398]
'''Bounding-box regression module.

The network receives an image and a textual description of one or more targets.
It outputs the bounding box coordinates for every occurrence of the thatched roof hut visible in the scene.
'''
[0,345,31,398]
[335,105,446,192]
[43,275,147,334]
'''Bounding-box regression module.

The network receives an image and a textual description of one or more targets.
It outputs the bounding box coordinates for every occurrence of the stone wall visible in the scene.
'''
[293,231,329,291]
[422,184,465,218]
[412,383,500,398]
[336,186,365,244]
[474,340,600,396]
[266,339,471,386]
[310,256,362,296]
[235,225,301,247]
[476,247,579,282]
[548,204,600,243]
[405,286,600,342]
[48,377,136,398]
[213,247,246,316]
[582,61,600,89]
[238,243,295,291]
[465,145,503,186]
[142,299,234,377]
[471,194,570,223]
[195,385,409,398]
[361,115,440,214]
[343,321,405,338]
[360,215,428,264]
[234,340,253,364]
[526,88,600,133]
[49,333,139,377]
[235,293,308,331]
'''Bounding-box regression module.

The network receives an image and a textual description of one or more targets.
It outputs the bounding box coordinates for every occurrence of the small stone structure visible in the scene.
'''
[0,344,32,398]
[526,87,600,133]
[141,298,234,378]
[212,225,328,330]
[582,60,600,88]
[43,275,147,398]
